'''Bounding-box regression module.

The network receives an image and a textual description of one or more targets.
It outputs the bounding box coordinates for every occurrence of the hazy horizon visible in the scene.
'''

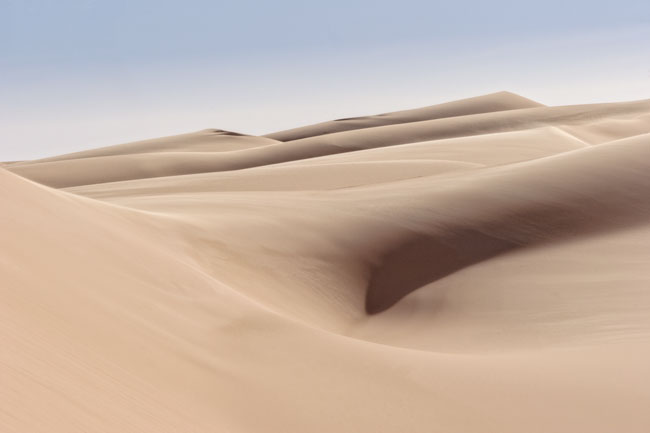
[2,0,649,160]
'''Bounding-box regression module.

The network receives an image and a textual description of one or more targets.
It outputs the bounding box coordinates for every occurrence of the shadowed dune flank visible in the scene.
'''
[366,133,650,312]
[4,92,650,433]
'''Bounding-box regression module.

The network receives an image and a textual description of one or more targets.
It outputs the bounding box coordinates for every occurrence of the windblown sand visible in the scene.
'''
[3,91,650,432]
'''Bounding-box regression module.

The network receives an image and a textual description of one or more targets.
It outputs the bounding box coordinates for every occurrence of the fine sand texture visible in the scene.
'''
[4,91,650,432]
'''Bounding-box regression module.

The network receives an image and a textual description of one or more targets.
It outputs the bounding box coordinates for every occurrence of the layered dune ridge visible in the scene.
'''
[3,91,650,432]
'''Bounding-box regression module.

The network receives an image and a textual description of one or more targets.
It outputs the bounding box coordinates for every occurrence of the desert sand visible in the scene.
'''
[3,91,650,432]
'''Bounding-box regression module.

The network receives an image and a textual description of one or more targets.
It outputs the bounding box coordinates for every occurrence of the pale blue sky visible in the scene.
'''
[2,0,649,159]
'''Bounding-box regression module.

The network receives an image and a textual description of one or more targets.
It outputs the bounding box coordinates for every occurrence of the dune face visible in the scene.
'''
[4,92,650,432]
[264,91,545,141]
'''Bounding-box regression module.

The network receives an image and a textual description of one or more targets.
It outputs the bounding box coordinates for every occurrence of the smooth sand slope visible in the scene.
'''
[3,92,650,432]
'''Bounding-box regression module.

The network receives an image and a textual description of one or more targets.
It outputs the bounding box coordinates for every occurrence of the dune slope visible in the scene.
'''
[4,92,650,432]
[264,91,544,141]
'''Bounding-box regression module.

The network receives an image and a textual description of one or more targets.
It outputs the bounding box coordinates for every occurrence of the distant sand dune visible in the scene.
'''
[9,98,650,188]
[265,91,544,141]
[4,92,650,432]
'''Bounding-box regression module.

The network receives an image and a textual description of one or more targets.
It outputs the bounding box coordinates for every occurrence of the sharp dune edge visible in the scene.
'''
[3,92,650,432]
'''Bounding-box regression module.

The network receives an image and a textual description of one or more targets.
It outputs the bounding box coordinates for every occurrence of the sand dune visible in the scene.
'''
[265,91,544,141]
[4,92,650,432]
[20,128,278,163]
[9,97,649,188]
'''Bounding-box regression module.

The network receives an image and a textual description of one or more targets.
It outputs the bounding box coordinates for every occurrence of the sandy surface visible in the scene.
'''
[3,91,650,432]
